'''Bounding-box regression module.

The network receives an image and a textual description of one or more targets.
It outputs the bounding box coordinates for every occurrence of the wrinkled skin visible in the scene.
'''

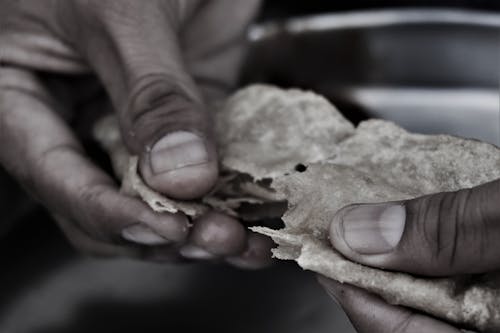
[321,178,500,332]
[0,0,273,267]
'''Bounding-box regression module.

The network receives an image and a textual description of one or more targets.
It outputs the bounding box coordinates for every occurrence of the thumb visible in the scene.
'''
[59,1,217,199]
[329,179,500,276]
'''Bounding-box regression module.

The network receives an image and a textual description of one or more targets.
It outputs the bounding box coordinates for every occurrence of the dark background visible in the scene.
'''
[258,0,500,21]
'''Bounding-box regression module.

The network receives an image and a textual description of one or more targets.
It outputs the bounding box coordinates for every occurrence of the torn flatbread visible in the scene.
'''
[249,104,500,332]
[94,84,500,332]
[94,84,347,216]
[215,84,355,179]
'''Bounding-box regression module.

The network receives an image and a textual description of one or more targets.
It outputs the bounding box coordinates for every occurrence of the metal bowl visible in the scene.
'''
[242,8,500,145]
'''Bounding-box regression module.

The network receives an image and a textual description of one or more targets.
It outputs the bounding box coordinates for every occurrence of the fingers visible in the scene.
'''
[318,277,460,333]
[57,0,218,199]
[53,214,143,259]
[2,1,270,268]
[0,66,272,268]
[181,0,262,100]
[178,1,270,269]
[180,213,274,270]
[56,213,185,263]
[329,179,500,276]
[226,233,275,270]
[0,1,88,73]
[188,212,246,256]
[0,68,188,253]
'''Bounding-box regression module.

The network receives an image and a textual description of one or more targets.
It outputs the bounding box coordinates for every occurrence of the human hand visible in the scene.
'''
[0,0,272,268]
[320,178,500,332]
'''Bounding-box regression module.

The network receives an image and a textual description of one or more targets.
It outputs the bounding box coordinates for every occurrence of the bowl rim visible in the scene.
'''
[249,8,500,41]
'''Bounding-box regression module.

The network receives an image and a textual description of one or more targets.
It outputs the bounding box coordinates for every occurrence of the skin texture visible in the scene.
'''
[0,0,271,266]
[322,179,500,332]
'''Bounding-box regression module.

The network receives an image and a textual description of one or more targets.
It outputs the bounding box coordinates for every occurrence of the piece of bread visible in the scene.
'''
[94,85,500,332]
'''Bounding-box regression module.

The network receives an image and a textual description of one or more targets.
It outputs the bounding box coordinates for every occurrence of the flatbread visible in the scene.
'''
[252,117,500,332]
[93,85,500,332]
[215,84,354,179]
[259,119,500,239]
[94,84,351,217]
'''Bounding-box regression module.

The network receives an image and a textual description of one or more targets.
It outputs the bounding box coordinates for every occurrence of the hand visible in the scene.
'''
[320,179,500,332]
[0,0,272,268]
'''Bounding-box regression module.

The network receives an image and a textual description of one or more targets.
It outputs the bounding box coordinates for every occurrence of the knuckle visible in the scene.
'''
[122,75,206,152]
[66,0,144,22]
[75,182,115,240]
[390,312,417,333]
[411,190,471,273]
[58,0,161,42]
[30,144,83,205]
[128,75,193,120]
[57,0,106,31]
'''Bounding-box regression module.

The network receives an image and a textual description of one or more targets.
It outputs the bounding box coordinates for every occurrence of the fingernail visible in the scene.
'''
[122,224,170,246]
[340,204,405,255]
[150,131,208,174]
[179,244,217,260]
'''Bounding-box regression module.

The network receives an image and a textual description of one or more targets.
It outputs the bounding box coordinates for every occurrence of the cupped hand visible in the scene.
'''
[0,0,272,268]
[320,178,500,332]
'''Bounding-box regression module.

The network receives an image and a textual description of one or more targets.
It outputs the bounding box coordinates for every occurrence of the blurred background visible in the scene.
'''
[1,2,499,332]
